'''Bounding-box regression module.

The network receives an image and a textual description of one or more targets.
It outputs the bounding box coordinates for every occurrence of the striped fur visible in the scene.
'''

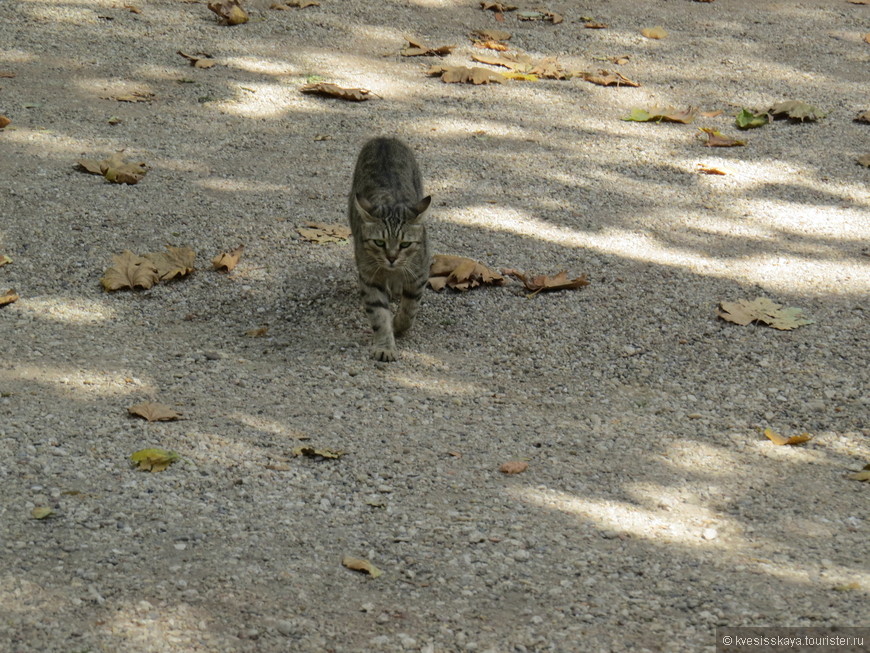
[348,138,431,362]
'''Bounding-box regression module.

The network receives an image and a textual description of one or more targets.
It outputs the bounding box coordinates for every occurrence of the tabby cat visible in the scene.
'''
[348,138,431,362]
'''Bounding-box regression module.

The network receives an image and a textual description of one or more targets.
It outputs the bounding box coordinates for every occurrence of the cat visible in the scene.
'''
[348,138,431,362]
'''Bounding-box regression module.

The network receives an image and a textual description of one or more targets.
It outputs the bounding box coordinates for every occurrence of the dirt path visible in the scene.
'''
[0,1,868,651]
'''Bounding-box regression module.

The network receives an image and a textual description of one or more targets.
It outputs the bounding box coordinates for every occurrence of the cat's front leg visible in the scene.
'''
[394,282,423,336]
[360,279,397,361]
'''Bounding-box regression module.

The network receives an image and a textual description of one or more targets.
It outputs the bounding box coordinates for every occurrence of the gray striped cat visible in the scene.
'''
[348,138,431,362]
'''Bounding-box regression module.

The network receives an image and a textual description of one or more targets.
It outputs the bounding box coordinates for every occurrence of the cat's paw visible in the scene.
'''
[371,346,398,362]
[393,313,413,336]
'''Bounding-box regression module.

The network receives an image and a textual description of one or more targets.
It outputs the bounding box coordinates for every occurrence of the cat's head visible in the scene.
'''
[354,194,430,270]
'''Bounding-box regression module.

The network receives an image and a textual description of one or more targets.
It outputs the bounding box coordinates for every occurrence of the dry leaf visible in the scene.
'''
[717,297,814,330]
[764,428,813,446]
[78,152,148,184]
[272,0,319,7]
[177,50,216,69]
[401,37,454,57]
[245,326,269,337]
[499,460,529,474]
[471,52,532,71]
[292,446,345,459]
[576,70,640,87]
[427,65,505,85]
[429,254,505,291]
[107,90,154,103]
[0,71,16,78]
[480,1,516,11]
[473,39,509,51]
[101,250,159,291]
[502,269,589,295]
[855,110,870,123]
[342,556,382,578]
[623,107,697,123]
[472,29,511,41]
[0,116,11,129]
[858,154,870,167]
[865,32,870,44]
[124,4,142,13]
[530,58,572,80]
[213,245,244,272]
[699,127,745,147]
[768,100,825,122]
[641,26,668,39]
[699,109,723,118]
[848,464,870,482]
[297,222,351,243]
[583,21,608,29]
[31,506,55,520]
[300,82,372,101]
[0,255,11,267]
[128,402,182,422]
[207,0,249,24]
[0,288,18,307]
[130,448,180,472]
[142,245,196,282]
[516,10,562,23]
[697,164,727,175]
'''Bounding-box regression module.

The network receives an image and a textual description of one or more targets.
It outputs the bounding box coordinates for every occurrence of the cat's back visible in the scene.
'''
[352,137,423,202]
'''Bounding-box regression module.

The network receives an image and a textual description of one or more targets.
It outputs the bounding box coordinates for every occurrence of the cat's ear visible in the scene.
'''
[410,196,431,221]
[354,194,377,221]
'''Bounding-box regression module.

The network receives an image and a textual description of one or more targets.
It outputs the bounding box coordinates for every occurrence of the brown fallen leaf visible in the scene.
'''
[516,10,562,24]
[764,428,813,446]
[471,29,511,41]
[272,0,319,7]
[697,164,727,175]
[502,269,590,295]
[177,50,217,69]
[124,4,142,13]
[292,446,345,459]
[429,254,505,291]
[0,289,18,307]
[212,245,244,272]
[471,52,533,72]
[641,26,668,39]
[300,82,372,101]
[297,222,351,243]
[473,39,510,51]
[0,71,16,78]
[342,556,382,578]
[427,65,505,85]
[699,127,745,147]
[699,109,724,118]
[623,107,697,123]
[101,250,160,291]
[128,402,182,422]
[78,152,149,184]
[576,70,640,87]
[245,326,269,337]
[530,58,572,80]
[106,90,155,103]
[858,154,870,167]
[0,116,11,129]
[583,21,608,29]
[499,460,529,474]
[207,0,249,25]
[130,448,180,472]
[143,245,196,282]
[865,32,870,44]
[480,1,516,11]
[855,110,870,123]
[401,37,454,57]
[717,297,813,330]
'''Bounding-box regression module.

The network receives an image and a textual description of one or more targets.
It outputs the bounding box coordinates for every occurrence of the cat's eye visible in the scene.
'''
[372,239,386,248]
[399,242,413,249]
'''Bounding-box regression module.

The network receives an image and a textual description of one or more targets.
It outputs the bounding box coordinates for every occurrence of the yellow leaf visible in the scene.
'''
[130,448,180,472]
[207,0,248,24]
[763,428,813,446]
[128,402,182,422]
[502,72,538,81]
[0,289,19,306]
[0,254,11,267]
[699,127,745,147]
[31,506,55,520]
[101,251,159,291]
[641,26,668,39]
[847,464,870,482]
[697,164,727,175]
[341,556,383,578]
[177,50,217,68]
[212,245,244,272]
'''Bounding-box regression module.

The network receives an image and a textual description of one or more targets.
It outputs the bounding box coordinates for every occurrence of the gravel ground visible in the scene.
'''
[1,0,868,651]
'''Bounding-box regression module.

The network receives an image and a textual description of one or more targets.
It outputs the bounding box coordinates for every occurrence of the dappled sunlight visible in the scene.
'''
[230,411,310,440]
[214,81,295,119]
[221,57,297,76]
[659,440,742,477]
[103,599,219,650]
[2,364,151,397]
[0,127,120,156]
[0,48,36,63]
[17,296,117,325]
[196,176,290,193]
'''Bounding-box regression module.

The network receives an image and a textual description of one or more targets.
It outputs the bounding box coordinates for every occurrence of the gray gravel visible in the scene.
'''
[1,0,868,651]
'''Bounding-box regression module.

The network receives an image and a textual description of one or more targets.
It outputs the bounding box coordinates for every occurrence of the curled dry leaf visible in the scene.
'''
[401,37,454,57]
[717,297,814,330]
[583,21,608,29]
[212,245,244,272]
[101,250,159,291]
[341,556,382,578]
[297,222,351,243]
[128,402,183,422]
[473,39,509,51]
[471,29,511,41]
[576,70,640,87]
[0,289,19,307]
[764,428,813,446]
[502,269,589,295]
[300,82,372,101]
[78,152,149,184]
[106,90,155,103]
[697,164,727,175]
[177,50,216,69]
[499,460,529,474]
[855,110,870,123]
[428,254,505,291]
[641,26,668,39]
[623,107,696,123]
[207,0,249,25]
[699,128,745,147]
[292,446,346,459]
[427,65,505,85]
[143,245,196,282]
[0,115,11,129]
[130,448,180,472]
[471,52,533,72]
[768,100,825,122]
